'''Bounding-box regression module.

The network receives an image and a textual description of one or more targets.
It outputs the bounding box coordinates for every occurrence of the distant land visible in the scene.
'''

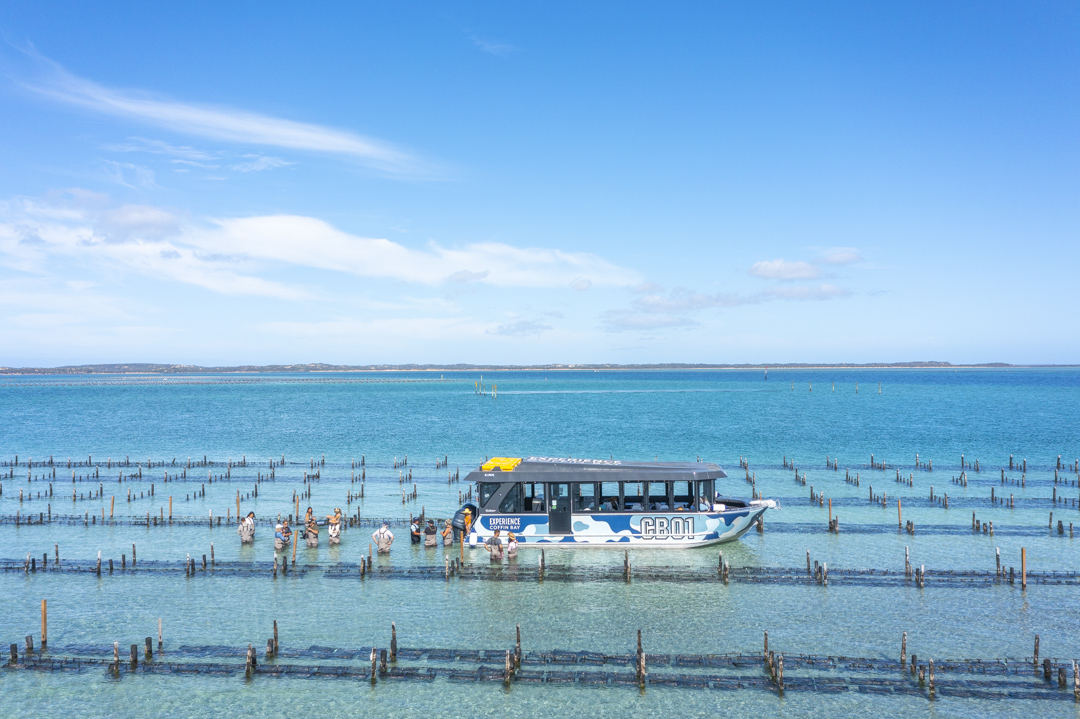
[1,361,1072,375]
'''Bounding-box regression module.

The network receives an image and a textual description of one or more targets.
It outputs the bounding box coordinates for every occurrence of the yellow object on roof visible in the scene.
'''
[481,457,522,472]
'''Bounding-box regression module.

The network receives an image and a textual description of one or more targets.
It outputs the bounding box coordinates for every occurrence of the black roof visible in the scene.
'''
[466,457,728,483]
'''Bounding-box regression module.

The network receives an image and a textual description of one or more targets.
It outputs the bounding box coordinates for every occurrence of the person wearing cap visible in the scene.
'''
[423,519,438,547]
[238,511,256,544]
[281,518,293,547]
[327,508,343,545]
[305,514,319,548]
[373,522,394,554]
[441,519,454,547]
[410,518,422,544]
[274,523,286,550]
[506,532,519,558]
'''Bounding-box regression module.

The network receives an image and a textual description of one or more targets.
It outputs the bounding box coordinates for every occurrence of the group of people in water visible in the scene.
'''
[236,507,344,549]
[234,505,516,561]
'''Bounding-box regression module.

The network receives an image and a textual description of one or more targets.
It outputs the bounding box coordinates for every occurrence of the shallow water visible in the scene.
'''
[1,368,1079,717]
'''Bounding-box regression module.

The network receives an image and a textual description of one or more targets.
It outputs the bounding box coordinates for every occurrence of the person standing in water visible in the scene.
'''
[327,508,343,545]
[373,522,394,554]
[238,512,256,543]
[424,519,438,547]
[441,519,454,546]
[484,529,504,561]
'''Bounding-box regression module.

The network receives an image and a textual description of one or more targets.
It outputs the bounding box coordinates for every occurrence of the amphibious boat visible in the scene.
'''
[451,456,777,547]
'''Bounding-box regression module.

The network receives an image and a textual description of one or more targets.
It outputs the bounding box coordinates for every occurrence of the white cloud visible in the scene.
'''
[0,192,638,300]
[749,259,821,280]
[20,49,424,175]
[181,214,638,288]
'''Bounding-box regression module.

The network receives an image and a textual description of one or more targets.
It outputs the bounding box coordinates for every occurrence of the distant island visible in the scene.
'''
[0,361,1063,375]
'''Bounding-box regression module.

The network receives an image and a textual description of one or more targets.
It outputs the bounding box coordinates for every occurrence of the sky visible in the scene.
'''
[0,2,1077,366]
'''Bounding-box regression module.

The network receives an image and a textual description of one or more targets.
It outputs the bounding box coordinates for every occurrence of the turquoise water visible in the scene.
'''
[1,368,1079,717]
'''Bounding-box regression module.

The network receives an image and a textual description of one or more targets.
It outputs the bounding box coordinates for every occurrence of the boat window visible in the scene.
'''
[523,482,546,512]
[479,483,501,509]
[693,480,712,510]
[573,482,598,512]
[672,481,692,509]
[600,482,620,511]
[648,481,670,511]
[499,483,522,513]
[623,482,644,511]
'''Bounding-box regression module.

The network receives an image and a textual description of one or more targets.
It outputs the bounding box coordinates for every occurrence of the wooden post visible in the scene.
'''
[901,632,906,665]
[515,624,522,668]
[41,599,46,649]
[236,491,240,521]
[898,499,902,529]
[928,658,935,698]
[273,620,278,654]
[1022,548,1027,589]
[145,637,152,660]
[169,496,172,519]
[1034,634,1039,666]
[390,622,397,662]
[158,618,162,651]
[110,495,114,519]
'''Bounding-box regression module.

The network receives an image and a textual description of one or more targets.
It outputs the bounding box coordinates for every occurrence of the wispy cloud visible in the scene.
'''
[487,319,552,336]
[102,161,157,189]
[817,247,863,265]
[600,310,697,332]
[472,37,516,56]
[749,259,821,280]
[766,283,847,300]
[601,282,849,333]
[229,155,292,173]
[17,47,425,175]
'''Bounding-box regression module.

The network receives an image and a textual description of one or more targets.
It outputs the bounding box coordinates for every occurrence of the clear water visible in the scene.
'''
[1,368,1078,717]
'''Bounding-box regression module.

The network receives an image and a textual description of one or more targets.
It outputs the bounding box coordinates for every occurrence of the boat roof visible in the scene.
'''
[467,456,728,482]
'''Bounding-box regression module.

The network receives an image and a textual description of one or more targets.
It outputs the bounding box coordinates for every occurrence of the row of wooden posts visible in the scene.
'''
[15,617,1078,701]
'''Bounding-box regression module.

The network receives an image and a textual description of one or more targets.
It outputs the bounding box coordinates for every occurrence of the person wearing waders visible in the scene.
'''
[441,519,454,547]
[373,522,394,554]
[238,512,256,543]
[274,524,286,550]
[424,519,438,547]
[410,519,421,544]
[305,516,319,547]
[506,532,519,559]
[485,529,504,561]
[327,508,343,545]
[281,519,293,547]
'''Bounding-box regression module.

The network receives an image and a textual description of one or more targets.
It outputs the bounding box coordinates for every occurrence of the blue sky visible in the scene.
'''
[0,2,1077,366]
